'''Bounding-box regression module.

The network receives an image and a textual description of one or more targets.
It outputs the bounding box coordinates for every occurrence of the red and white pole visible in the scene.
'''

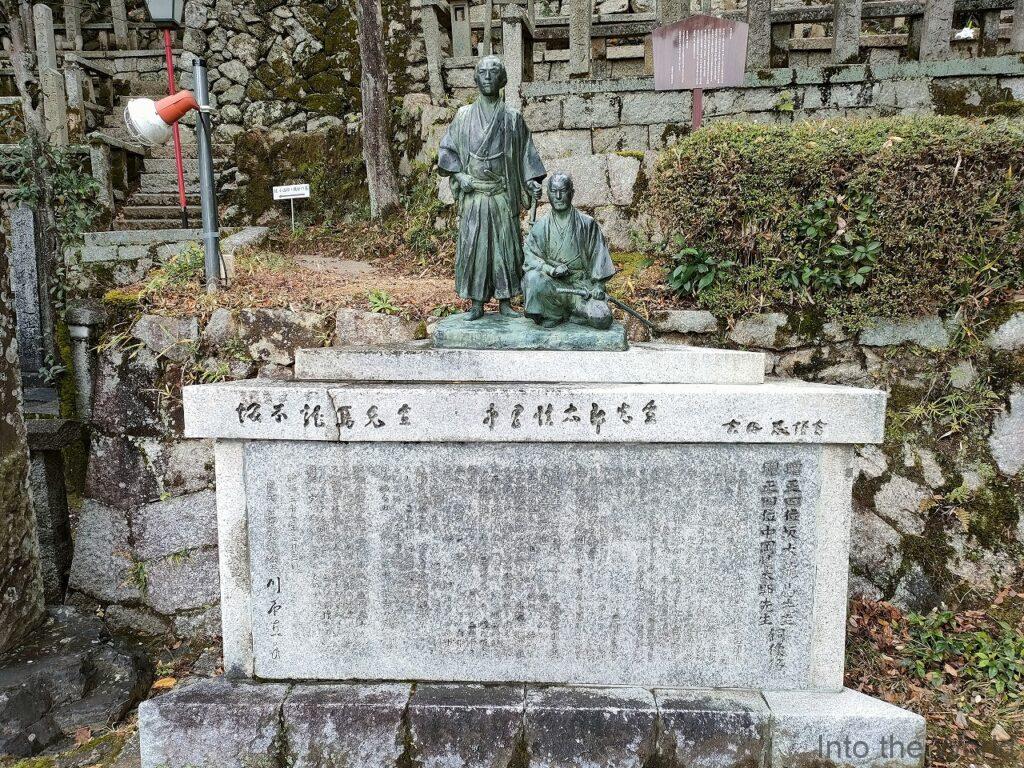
[163,29,189,228]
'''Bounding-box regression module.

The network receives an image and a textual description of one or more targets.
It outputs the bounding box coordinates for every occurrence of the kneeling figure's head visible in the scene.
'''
[548,172,574,212]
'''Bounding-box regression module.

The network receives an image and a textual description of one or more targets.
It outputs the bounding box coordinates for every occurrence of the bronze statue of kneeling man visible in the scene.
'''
[522,172,616,330]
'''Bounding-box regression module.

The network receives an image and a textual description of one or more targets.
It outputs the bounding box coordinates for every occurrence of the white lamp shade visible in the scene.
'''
[143,0,184,26]
[124,98,173,146]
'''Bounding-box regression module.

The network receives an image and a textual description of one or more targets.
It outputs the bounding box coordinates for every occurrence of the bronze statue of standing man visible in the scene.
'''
[438,56,546,320]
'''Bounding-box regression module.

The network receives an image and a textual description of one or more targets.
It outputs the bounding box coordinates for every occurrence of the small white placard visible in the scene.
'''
[273,183,310,201]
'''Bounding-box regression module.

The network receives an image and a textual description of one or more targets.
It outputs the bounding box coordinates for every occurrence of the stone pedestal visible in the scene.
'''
[140,344,925,767]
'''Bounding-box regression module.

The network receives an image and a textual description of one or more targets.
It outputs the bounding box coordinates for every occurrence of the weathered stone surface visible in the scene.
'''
[873,475,931,535]
[85,435,161,510]
[139,677,288,768]
[240,440,847,689]
[526,686,656,768]
[202,308,236,346]
[608,153,641,205]
[851,506,903,588]
[237,308,328,365]
[727,313,789,348]
[989,387,1024,476]
[409,685,525,768]
[144,547,220,615]
[593,125,648,153]
[523,99,562,131]
[334,308,418,347]
[285,683,410,768]
[138,437,215,496]
[765,688,926,768]
[620,89,691,124]
[561,93,619,128]
[653,310,719,335]
[104,605,171,638]
[91,346,166,437]
[433,313,628,351]
[0,607,151,756]
[296,343,763,384]
[532,129,593,159]
[985,312,1024,350]
[68,500,141,603]
[655,688,770,768]
[854,445,888,480]
[858,316,950,349]
[131,490,217,561]
[902,443,945,489]
[172,604,221,640]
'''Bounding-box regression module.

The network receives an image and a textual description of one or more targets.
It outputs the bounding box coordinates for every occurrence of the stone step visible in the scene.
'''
[120,205,196,219]
[124,192,202,207]
[147,141,232,159]
[140,173,200,192]
[84,228,202,247]
[143,158,230,174]
[114,217,200,231]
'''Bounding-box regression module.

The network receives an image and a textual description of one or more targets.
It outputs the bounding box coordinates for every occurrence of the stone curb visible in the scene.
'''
[139,679,926,768]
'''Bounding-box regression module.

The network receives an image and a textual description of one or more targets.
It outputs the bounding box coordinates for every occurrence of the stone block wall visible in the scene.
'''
[419,56,1024,249]
[67,301,1023,642]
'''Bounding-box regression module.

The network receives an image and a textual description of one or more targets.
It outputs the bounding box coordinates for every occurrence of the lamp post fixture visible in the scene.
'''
[124,64,222,293]
[140,0,185,27]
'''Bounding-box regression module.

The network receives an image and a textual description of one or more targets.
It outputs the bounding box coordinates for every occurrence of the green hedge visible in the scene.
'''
[648,116,1024,323]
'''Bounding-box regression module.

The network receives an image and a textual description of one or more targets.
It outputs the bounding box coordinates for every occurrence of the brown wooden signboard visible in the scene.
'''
[652,15,749,129]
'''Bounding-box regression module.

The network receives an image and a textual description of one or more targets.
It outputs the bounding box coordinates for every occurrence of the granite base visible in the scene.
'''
[139,678,926,768]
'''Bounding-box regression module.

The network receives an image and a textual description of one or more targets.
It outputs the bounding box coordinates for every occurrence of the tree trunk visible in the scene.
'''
[0,229,46,654]
[355,0,402,219]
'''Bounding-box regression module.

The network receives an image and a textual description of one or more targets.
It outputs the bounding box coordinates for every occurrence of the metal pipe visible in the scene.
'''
[193,58,221,293]
[163,29,188,228]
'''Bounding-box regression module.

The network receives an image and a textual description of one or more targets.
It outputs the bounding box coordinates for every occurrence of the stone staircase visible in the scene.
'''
[98,84,228,231]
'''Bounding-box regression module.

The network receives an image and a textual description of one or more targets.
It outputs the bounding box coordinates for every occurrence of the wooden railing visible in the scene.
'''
[421,0,1024,89]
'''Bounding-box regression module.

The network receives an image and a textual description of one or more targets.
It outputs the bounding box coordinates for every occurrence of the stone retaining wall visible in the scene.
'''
[419,56,1024,250]
[68,302,1023,641]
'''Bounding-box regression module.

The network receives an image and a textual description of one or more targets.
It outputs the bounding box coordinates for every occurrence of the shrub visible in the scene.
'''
[648,116,1024,323]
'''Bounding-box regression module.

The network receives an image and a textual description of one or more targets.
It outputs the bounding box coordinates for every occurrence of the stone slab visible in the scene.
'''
[408,684,526,768]
[432,313,628,350]
[240,440,846,689]
[184,380,886,444]
[295,343,765,384]
[137,680,926,768]
[655,688,771,768]
[526,686,658,767]
[765,688,926,768]
[284,683,410,768]
[138,677,288,768]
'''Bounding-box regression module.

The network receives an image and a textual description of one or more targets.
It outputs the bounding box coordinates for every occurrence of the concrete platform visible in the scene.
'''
[138,679,926,768]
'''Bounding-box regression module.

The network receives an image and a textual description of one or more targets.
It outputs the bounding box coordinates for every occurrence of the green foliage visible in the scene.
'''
[904,609,1024,696]
[1,137,101,248]
[667,241,736,296]
[649,116,1024,322]
[142,243,205,294]
[898,383,1003,439]
[367,289,399,314]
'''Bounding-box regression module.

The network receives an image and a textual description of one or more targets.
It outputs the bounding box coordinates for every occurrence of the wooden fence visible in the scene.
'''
[420,0,1024,102]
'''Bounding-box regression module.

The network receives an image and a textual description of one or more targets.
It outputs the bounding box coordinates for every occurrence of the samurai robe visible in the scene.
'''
[438,100,546,302]
[522,207,617,329]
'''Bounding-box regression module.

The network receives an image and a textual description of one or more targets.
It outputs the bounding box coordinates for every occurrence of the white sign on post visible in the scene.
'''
[273,183,311,201]
[273,183,311,232]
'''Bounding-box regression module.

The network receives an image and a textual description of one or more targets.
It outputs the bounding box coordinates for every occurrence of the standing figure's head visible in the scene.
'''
[548,173,575,212]
[474,56,507,97]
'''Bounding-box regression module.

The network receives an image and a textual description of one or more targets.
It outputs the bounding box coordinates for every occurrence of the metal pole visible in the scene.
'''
[193,58,221,293]
[163,29,188,228]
